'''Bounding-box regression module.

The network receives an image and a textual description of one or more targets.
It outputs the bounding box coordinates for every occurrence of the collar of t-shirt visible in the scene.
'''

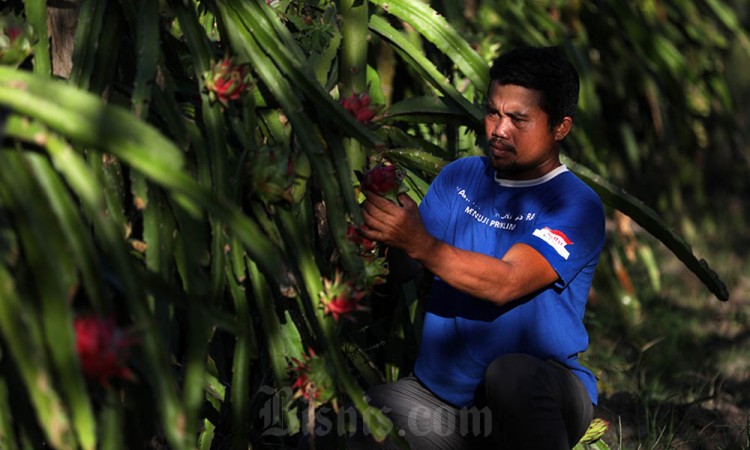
[494,164,568,187]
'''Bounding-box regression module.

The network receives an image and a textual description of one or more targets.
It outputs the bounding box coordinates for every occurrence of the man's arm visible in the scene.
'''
[361,191,558,305]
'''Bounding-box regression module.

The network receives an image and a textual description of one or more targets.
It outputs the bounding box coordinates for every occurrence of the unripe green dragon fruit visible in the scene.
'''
[289,348,337,408]
[203,57,251,108]
[578,418,610,444]
[245,145,297,205]
[319,271,368,322]
[0,15,36,68]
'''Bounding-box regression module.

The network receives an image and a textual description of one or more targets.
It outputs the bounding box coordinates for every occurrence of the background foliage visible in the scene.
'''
[0,0,748,448]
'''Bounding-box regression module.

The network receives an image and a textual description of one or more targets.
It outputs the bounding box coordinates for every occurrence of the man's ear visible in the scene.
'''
[554,117,573,141]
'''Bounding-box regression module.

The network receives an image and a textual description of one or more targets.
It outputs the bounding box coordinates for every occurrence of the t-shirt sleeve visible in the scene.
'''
[517,192,605,288]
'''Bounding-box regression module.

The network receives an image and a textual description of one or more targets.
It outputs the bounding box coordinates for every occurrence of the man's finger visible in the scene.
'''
[396,192,416,208]
[358,217,382,241]
[363,190,399,210]
[361,204,386,230]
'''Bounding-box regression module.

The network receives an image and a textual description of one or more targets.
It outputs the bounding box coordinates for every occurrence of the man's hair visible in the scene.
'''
[488,45,580,129]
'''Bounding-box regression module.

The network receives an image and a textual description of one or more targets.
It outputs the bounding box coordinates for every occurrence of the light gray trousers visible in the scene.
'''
[347,353,594,450]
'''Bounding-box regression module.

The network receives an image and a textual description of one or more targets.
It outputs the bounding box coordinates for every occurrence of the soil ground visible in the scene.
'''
[586,213,750,449]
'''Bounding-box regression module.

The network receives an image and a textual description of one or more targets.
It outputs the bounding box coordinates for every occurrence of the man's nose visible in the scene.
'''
[491,117,511,139]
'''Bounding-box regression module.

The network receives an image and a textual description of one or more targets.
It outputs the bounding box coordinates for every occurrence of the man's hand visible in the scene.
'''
[360,191,434,259]
[360,191,558,305]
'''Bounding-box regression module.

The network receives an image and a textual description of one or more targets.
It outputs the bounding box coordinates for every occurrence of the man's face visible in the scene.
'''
[484,81,570,180]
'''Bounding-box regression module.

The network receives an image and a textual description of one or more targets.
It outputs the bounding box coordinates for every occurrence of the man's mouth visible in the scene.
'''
[489,139,515,157]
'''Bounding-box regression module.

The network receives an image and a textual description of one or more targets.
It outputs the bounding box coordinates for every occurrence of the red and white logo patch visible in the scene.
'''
[532,227,573,259]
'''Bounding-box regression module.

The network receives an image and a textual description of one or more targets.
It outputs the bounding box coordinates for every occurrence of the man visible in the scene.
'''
[357,45,605,449]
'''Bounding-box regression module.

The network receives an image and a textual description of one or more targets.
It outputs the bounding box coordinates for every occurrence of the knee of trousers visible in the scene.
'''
[482,353,555,410]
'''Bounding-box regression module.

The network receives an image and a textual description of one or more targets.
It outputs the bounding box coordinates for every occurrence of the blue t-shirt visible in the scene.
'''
[413,156,605,407]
